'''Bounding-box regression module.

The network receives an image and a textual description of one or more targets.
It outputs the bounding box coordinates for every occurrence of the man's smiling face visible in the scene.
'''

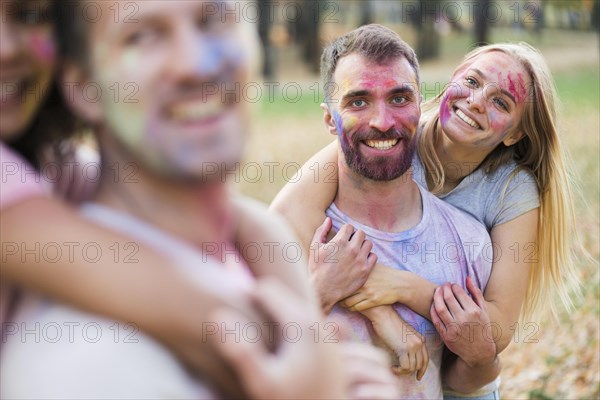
[324,52,421,181]
[77,0,254,181]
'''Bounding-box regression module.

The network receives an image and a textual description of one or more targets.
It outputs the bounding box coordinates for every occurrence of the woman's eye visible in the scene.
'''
[465,77,478,87]
[352,99,366,107]
[493,98,509,111]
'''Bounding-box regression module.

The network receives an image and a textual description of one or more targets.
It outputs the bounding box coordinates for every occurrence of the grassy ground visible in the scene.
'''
[236,28,599,399]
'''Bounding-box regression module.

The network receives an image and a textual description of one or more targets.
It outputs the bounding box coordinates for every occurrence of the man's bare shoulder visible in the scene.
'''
[233,195,301,244]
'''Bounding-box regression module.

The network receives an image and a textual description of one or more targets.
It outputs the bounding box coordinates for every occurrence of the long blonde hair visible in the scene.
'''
[418,42,580,320]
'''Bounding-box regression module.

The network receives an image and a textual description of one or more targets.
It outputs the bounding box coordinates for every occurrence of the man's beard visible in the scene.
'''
[340,127,415,181]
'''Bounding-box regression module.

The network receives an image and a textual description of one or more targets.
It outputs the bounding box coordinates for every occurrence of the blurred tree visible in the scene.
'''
[257,0,275,78]
[414,0,440,60]
[474,0,490,45]
[360,0,373,26]
[592,0,600,31]
[294,0,321,73]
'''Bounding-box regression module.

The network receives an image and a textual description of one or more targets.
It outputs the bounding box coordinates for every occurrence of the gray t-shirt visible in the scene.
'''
[412,151,540,231]
[326,184,492,399]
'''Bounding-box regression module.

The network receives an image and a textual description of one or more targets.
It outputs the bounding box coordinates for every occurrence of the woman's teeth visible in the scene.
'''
[455,109,480,129]
[364,138,399,150]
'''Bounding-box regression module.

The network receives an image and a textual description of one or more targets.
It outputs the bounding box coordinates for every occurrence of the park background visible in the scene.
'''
[232,1,600,398]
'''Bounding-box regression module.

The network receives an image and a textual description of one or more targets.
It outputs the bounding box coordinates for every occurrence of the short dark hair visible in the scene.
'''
[320,24,420,101]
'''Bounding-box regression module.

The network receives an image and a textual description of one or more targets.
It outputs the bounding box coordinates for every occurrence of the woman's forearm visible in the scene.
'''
[393,270,438,319]
[234,195,319,310]
[1,196,254,397]
[270,140,339,252]
[443,353,501,394]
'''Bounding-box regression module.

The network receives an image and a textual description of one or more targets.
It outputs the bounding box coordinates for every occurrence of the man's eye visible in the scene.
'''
[351,99,366,107]
[125,28,159,46]
[391,96,406,105]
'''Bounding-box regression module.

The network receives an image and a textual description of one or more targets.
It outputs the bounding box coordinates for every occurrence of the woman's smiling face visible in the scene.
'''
[439,51,532,157]
[0,0,57,141]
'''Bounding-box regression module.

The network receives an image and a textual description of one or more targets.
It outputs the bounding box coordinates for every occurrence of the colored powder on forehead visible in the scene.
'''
[506,73,523,103]
[517,73,530,103]
[358,80,376,89]
[383,79,400,88]
[339,79,351,94]
[499,72,527,104]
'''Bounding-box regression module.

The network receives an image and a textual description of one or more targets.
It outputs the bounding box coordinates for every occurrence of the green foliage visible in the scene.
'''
[554,66,600,109]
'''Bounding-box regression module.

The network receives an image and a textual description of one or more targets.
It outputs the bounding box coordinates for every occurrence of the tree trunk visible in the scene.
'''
[415,1,440,61]
[474,0,490,46]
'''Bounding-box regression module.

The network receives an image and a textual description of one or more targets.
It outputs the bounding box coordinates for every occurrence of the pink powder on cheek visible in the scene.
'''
[30,32,56,64]
[440,94,452,124]
[395,105,421,132]
[488,110,513,135]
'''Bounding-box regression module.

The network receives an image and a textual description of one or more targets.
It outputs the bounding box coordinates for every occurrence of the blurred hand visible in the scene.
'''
[155,288,267,399]
[340,342,400,399]
[210,278,347,399]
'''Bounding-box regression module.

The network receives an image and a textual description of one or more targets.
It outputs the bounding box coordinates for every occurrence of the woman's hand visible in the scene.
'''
[430,277,497,367]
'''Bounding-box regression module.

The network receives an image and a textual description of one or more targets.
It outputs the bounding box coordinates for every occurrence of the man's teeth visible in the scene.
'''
[364,138,399,150]
[455,109,480,129]
[169,98,223,121]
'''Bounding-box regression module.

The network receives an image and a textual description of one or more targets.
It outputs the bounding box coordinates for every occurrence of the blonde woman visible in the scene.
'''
[271,42,579,398]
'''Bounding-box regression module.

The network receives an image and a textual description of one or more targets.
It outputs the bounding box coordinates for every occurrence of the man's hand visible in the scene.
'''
[342,264,403,311]
[360,306,429,381]
[157,287,269,399]
[309,218,377,313]
[430,277,497,367]
[210,278,347,400]
[340,342,400,399]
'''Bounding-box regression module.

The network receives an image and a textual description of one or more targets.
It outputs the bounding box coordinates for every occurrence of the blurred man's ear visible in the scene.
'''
[61,62,104,125]
[320,103,337,136]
